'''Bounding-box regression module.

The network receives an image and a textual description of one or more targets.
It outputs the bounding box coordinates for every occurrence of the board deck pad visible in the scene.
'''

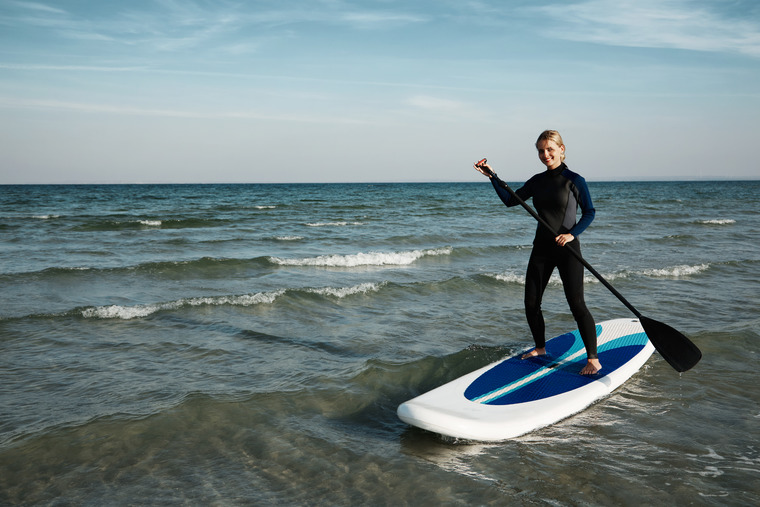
[398,319,654,441]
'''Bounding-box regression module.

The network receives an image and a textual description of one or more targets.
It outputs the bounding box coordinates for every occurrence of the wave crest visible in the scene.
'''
[306,221,364,227]
[82,291,285,320]
[307,282,383,298]
[80,283,385,320]
[697,219,735,225]
[639,263,709,278]
[489,263,710,286]
[270,247,452,267]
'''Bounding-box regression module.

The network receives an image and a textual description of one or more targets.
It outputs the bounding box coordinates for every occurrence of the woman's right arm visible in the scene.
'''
[474,159,528,208]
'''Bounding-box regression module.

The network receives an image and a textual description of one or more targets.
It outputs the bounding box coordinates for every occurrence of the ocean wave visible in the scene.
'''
[7,250,437,280]
[81,291,285,319]
[488,263,710,285]
[638,263,710,278]
[274,235,304,241]
[307,282,383,298]
[491,270,603,286]
[0,257,259,280]
[306,221,364,227]
[71,217,230,232]
[80,282,385,320]
[270,247,453,267]
[696,219,736,225]
[491,272,526,285]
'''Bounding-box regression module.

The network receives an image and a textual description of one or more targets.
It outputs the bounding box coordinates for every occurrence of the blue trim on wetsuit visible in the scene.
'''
[491,163,595,242]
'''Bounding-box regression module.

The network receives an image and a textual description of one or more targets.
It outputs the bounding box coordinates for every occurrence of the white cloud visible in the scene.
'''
[0,63,144,72]
[406,95,467,111]
[538,0,760,58]
[340,11,427,28]
[0,97,367,125]
[9,1,66,15]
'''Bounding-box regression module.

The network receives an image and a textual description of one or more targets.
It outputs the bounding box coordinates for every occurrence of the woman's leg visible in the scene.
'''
[557,242,600,373]
[524,248,555,352]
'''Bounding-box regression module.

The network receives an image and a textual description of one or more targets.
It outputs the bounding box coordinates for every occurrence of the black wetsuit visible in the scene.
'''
[490,163,598,358]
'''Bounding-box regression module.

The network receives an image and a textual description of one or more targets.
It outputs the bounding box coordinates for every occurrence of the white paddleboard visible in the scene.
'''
[397,318,654,441]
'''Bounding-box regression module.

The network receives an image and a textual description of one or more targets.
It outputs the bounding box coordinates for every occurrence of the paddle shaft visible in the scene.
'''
[491,176,642,318]
[484,172,701,372]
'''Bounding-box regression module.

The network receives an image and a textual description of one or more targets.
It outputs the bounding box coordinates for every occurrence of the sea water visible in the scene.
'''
[1,181,758,505]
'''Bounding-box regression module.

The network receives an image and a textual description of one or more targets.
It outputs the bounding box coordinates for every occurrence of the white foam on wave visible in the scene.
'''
[275,235,304,241]
[308,282,383,298]
[79,283,383,320]
[255,205,277,209]
[306,221,363,227]
[492,263,708,286]
[83,303,165,320]
[698,219,735,225]
[138,220,162,226]
[495,272,584,286]
[82,290,285,320]
[493,272,526,284]
[641,263,709,277]
[271,247,453,267]
[32,215,60,220]
[584,264,709,282]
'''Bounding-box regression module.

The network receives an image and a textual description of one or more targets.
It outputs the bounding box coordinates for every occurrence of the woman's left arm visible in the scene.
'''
[567,175,596,238]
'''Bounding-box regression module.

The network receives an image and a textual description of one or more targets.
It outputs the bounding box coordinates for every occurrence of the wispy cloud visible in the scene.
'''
[402,94,489,122]
[537,0,760,58]
[0,1,114,44]
[0,63,146,72]
[8,0,66,15]
[406,95,467,111]
[340,11,427,28]
[0,96,368,124]
[1,1,429,54]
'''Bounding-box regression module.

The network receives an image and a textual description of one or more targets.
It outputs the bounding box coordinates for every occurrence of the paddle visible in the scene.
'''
[479,165,702,372]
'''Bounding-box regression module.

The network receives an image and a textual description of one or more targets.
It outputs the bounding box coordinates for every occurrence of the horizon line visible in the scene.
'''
[2,178,758,186]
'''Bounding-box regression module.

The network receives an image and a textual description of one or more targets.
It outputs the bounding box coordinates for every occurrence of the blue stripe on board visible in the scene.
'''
[464,329,648,405]
[464,330,584,403]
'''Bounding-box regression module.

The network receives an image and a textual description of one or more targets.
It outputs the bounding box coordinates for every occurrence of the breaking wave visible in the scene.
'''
[306,221,365,227]
[489,263,710,286]
[270,247,453,267]
[696,219,735,225]
[81,282,384,320]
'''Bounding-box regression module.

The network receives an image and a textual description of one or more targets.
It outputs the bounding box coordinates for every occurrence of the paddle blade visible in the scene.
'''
[640,316,702,372]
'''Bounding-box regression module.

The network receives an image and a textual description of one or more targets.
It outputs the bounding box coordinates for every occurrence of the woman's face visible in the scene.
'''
[536,139,564,170]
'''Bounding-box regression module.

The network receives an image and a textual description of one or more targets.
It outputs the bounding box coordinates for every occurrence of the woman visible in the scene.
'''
[474,130,601,375]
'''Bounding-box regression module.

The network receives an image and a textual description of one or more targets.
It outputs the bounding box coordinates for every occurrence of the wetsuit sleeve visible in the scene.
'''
[567,174,595,237]
[490,175,532,208]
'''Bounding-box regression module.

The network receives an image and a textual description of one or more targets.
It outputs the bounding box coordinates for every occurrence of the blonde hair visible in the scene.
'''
[535,130,566,161]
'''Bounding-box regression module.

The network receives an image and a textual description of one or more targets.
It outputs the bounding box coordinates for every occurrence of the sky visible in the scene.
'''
[0,0,759,184]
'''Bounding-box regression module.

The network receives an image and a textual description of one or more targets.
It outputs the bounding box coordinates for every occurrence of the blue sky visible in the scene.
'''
[1,0,758,183]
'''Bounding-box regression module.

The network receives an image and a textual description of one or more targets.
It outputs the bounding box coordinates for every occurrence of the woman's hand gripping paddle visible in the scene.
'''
[476,160,702,372]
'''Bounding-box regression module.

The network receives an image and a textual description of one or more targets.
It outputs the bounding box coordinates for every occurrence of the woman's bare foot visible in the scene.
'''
[521,347,546,360]
[579,358,602,375]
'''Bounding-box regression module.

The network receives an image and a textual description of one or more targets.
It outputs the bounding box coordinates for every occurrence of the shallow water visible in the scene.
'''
[1,181,759,505]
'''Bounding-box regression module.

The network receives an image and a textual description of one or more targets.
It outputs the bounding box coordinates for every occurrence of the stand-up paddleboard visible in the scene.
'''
[398,318,654,441]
